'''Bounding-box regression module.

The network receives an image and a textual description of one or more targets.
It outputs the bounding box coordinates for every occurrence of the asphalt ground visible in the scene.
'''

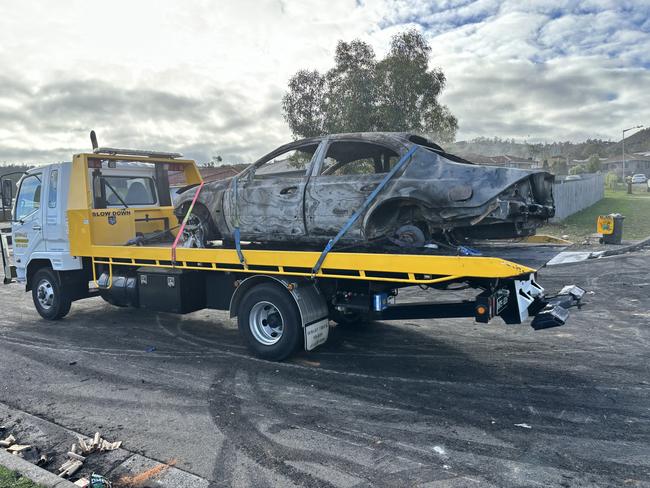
[0,251,649,487]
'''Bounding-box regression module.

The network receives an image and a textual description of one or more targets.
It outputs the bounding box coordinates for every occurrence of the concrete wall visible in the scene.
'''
[551,173,605,222]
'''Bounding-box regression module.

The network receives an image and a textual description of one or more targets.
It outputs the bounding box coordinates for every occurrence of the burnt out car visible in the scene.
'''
[174,132,554,248]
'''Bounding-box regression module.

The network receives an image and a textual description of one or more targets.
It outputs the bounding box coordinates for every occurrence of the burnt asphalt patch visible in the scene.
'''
[1,251,649,487]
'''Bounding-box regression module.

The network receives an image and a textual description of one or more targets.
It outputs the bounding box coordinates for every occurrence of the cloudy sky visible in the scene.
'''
[1,0,649,164]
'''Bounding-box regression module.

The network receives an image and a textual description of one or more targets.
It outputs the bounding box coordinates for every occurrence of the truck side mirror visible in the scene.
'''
[1,179,12,208]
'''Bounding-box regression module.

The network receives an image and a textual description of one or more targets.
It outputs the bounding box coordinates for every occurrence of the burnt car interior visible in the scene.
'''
[321,141,399,175]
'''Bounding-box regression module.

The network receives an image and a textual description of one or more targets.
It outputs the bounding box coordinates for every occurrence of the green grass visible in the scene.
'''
[0,466,43,488]
[542,188,650,241]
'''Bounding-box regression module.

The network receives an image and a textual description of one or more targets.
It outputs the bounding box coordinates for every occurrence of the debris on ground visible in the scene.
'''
[50,432,121,481]
[116,459,176,487]
[77,432,122,455]
[89,473,112,487]
[7,443,32,453]
[0,433,16,447]
[59,459,83,478]
[74,473,111,487]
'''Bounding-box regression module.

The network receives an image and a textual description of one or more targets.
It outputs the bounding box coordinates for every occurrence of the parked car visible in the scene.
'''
[631,174,647,184]
[174,132,555,248]
[564,175,582,181]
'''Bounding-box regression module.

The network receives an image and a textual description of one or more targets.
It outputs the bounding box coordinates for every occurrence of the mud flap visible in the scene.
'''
[304,318,329,351]
[287,280,329,352]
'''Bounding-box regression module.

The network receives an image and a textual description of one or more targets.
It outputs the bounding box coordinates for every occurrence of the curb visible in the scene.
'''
[0,449,77,488]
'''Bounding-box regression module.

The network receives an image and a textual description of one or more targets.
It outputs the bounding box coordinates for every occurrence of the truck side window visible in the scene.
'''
[48,170,58,208]
[15,175,42,220]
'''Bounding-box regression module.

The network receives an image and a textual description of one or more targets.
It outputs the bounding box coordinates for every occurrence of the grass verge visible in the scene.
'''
[542,187,650,241]
[0,465,43,488]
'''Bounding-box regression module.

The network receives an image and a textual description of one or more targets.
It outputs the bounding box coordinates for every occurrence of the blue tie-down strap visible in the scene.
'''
[234,227,247,267]
[458,246,482,256]
[311,145,419,276]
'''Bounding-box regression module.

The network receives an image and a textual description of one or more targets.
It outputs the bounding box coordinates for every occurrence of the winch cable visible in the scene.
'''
[311,145,419,277]
[172,180,204,265]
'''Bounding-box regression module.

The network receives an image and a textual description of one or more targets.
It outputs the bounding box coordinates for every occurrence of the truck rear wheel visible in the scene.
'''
[31,268,72,320]
[237,283,302,361]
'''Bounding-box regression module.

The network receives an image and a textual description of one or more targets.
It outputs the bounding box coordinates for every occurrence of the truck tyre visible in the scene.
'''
[237,283,302,361]
[31,268,72,320]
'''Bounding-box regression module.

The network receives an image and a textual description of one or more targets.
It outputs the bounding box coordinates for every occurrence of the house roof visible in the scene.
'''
[169,164,247,185]
[602,153,650,164]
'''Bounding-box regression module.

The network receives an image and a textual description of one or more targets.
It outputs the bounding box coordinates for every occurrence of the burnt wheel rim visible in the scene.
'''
[249,301,284,346]
[36,279,55,310]
[181,213,206,248]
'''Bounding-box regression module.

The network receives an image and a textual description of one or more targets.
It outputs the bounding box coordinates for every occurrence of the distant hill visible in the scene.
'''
[604,127,650,156]
[446,130,650,162]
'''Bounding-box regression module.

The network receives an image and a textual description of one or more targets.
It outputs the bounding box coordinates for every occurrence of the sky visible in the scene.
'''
[0,0,649,164]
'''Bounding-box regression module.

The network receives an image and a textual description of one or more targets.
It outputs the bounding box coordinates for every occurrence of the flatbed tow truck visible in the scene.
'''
[1,144,584,360]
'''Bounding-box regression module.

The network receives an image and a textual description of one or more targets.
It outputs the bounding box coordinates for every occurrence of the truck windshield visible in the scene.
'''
[15,174,42,220]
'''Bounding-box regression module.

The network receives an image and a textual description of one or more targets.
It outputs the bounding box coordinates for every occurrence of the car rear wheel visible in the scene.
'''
[389,224,427,247]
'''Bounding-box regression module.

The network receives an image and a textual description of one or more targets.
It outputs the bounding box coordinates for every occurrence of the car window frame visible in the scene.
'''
[14,173,43,221]
[243,140,325,182]
[311,138,405,178]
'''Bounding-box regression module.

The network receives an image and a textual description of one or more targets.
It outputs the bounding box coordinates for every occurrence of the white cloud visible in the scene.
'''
[0,0,648,164]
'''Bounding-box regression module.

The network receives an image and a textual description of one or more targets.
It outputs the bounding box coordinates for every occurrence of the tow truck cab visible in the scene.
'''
[11,160,170,286]
[2,147,584,361]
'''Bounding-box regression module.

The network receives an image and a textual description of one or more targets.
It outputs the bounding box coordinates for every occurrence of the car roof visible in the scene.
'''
[291,132,443,149]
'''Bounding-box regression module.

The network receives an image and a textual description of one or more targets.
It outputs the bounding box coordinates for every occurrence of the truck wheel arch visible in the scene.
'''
[229,275,301,319]
[229,275,328,328]
[25,258,54,291]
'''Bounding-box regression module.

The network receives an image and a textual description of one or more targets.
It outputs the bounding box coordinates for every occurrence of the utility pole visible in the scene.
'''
[622,125,644,178]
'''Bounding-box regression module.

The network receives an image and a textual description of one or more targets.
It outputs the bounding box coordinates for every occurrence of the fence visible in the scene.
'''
[550,173,604,222]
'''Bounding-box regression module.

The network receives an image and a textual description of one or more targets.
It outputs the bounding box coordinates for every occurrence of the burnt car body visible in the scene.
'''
[174,132,555,248]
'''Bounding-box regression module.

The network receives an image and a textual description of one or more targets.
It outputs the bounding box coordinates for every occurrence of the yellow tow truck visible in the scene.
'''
[1,140,584,360]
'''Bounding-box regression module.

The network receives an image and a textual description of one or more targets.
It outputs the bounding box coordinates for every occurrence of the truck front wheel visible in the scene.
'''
[31,268,72,320]
[237,283,302,361]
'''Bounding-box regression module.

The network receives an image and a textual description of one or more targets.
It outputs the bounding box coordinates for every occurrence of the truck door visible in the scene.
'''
[43,166,68,252]
[11,172,45,279]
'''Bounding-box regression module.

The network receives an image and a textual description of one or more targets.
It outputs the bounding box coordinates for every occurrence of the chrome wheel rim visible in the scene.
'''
[36,279,55,310]
[249,301,284,345]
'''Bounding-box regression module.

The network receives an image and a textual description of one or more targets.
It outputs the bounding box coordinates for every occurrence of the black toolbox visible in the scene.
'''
[137,267,206,314]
